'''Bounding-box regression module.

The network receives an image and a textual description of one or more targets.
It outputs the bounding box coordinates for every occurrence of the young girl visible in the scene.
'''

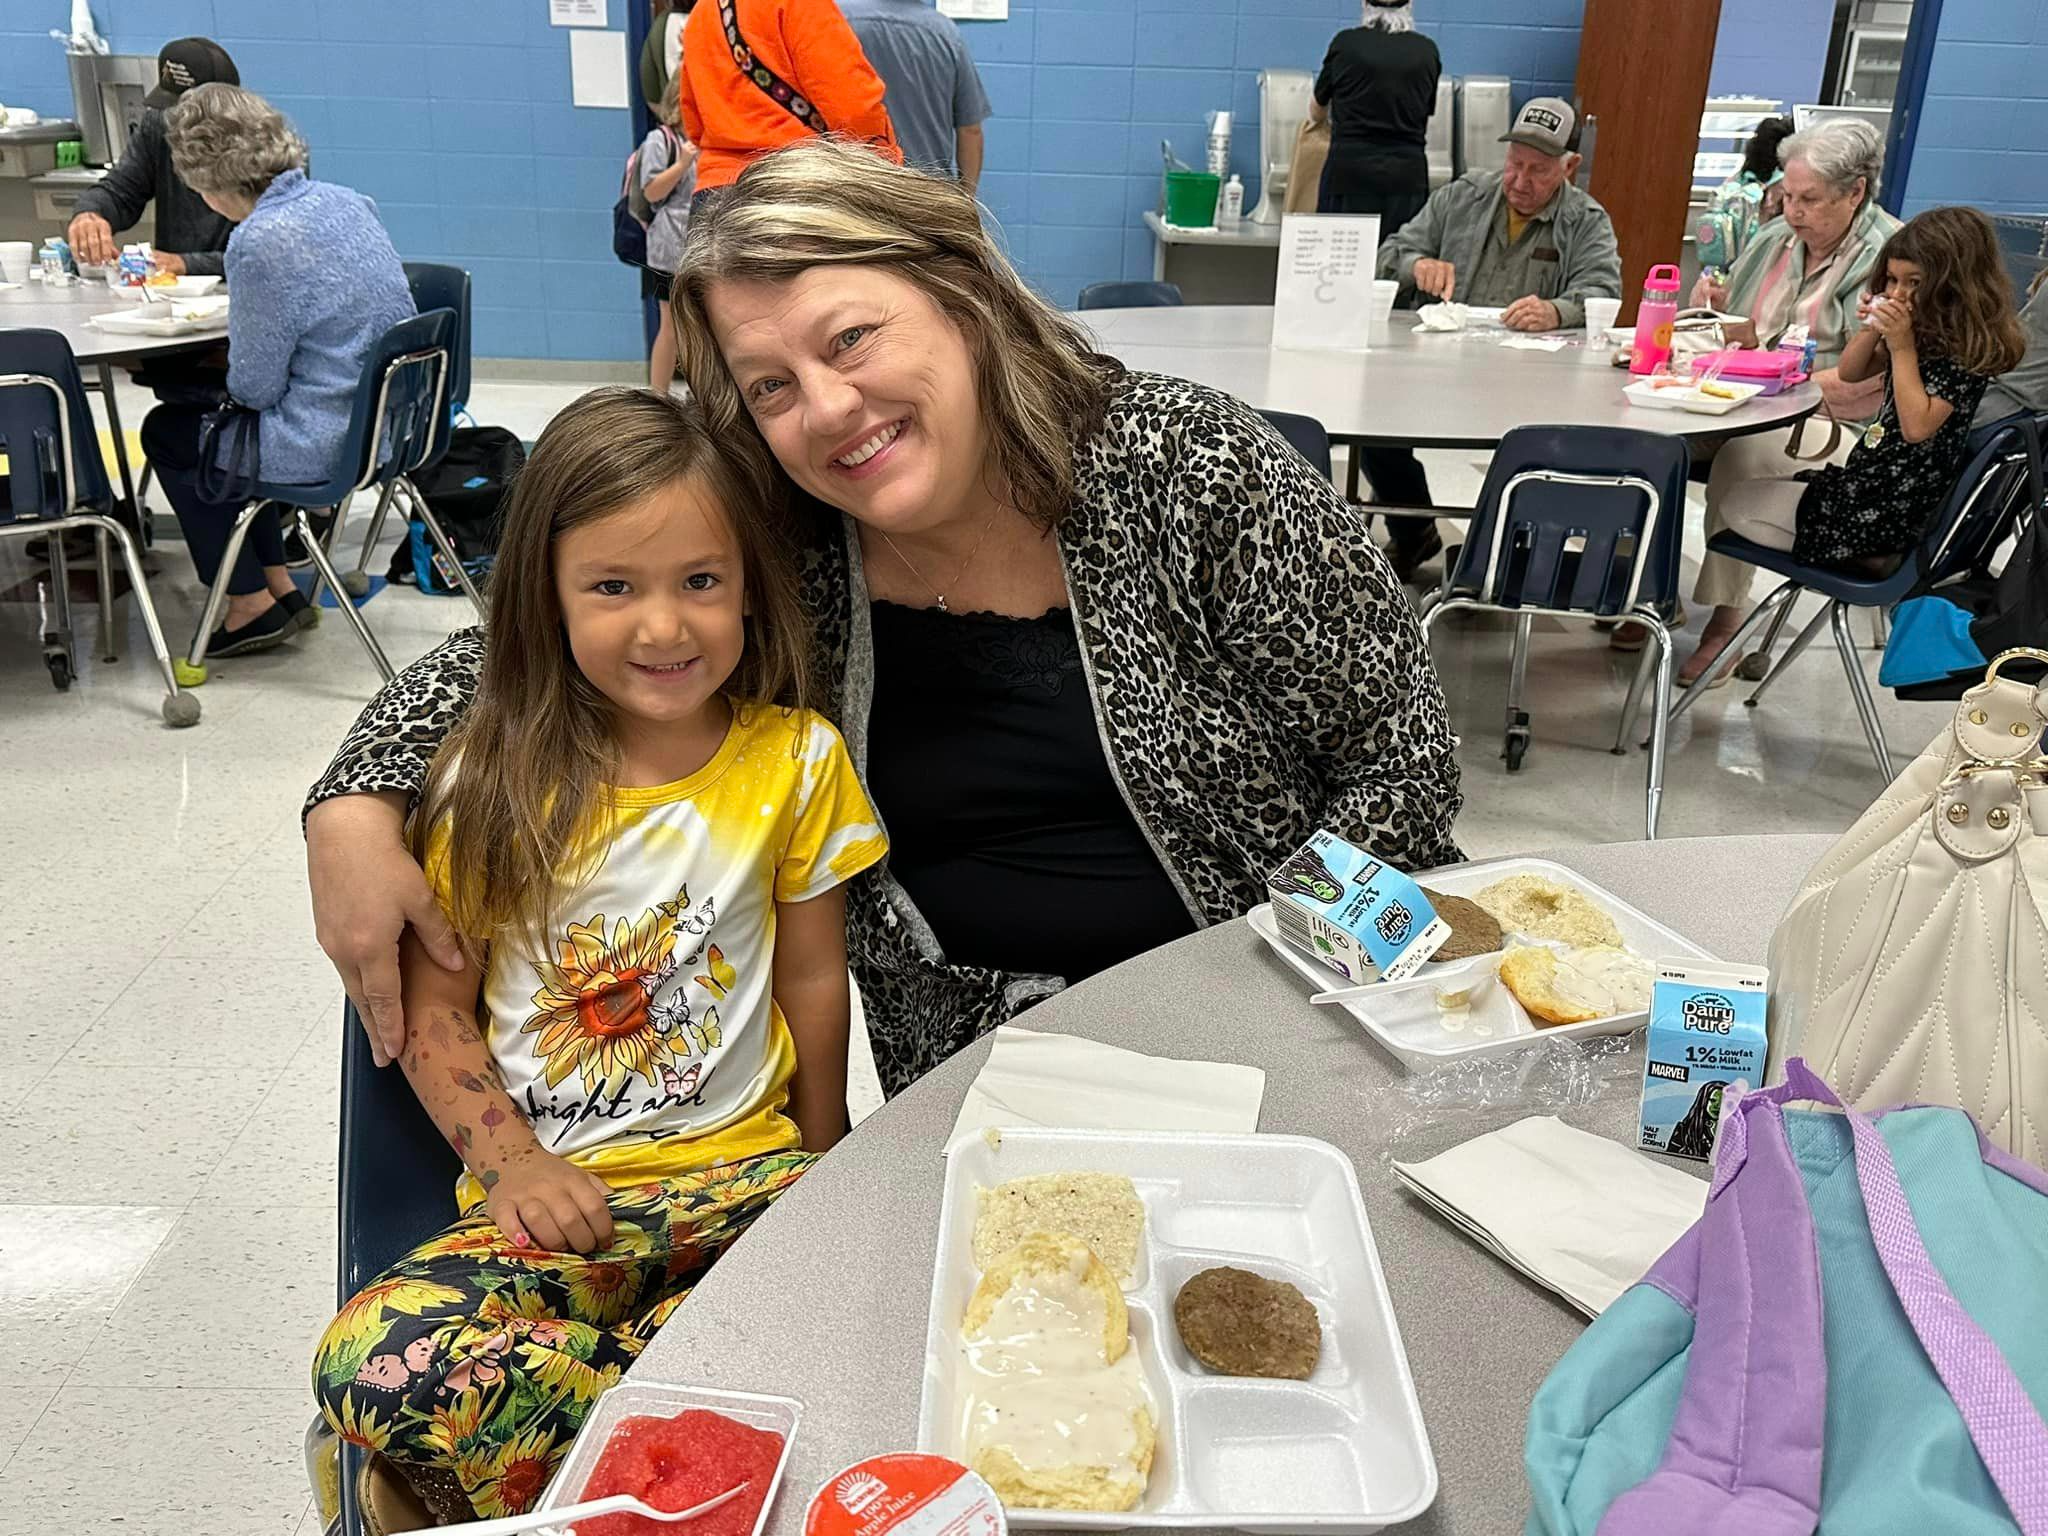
[1718,205,2026,575]
[641,71,698,390]
[312,387,886,1523]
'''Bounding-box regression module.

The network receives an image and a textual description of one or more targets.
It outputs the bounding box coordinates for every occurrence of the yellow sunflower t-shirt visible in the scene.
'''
[426,706,887,1206]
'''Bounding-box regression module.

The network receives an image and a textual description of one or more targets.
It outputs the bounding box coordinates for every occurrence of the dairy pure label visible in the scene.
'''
[1639,959,1769,1160]
[1267,829,1449,984]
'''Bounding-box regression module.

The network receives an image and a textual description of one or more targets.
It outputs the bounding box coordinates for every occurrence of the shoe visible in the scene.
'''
[278,588,319,634]
[1677,627,1741,689]
[1387,526,1444,585]
[281,507,335,569]
[207,598,296,657]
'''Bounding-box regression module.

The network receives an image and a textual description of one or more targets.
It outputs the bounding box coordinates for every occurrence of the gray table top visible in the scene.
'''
[1073,305,1820,449]
[0,278,227,364]
[633,832,1833,1536]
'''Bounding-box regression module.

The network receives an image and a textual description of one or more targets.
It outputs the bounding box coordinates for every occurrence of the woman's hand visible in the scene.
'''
[1692,274,1729,310]
[486,1149,615,1254]
[307,793,464,1067]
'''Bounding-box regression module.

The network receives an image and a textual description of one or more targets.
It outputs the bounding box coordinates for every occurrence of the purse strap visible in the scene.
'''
[717,0,830,134]
[1766,1062,2048,1531]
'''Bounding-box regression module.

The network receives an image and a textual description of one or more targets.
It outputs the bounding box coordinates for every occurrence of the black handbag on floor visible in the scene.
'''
[196,398,263,505]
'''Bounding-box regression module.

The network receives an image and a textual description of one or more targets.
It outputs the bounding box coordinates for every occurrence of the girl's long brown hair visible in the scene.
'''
[414,386,810,958]
[1873,206,2027,377]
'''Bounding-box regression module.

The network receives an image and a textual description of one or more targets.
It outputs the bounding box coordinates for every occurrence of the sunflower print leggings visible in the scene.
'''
[311,1149,812,1519]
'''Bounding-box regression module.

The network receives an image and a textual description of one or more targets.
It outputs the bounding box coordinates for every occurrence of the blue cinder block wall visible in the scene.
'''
[1899,0,2048,216]
[3,0,643,362]
[968,0,1584,307]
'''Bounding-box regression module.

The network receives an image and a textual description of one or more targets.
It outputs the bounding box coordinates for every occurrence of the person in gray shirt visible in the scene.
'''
[1977,270,2048,427]
[840,0,991,190]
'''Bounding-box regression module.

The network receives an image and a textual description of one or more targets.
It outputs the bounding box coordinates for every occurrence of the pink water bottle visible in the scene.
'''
[1629,263,1682,376]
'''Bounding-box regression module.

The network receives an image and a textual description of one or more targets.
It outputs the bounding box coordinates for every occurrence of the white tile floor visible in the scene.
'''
[0,377,1959,1533]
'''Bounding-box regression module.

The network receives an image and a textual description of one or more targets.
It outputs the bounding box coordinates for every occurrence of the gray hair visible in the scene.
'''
[1361,0,1415,30]
[165,83,307,203]
[1779,118,1884,204]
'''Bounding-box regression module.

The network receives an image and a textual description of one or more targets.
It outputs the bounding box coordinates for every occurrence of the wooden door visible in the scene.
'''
[1577,0,1725,318]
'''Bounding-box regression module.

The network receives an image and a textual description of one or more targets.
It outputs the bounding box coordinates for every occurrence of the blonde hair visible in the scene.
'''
[674,137,1117,530]
[414,387,809,957]
[165,83,307,202]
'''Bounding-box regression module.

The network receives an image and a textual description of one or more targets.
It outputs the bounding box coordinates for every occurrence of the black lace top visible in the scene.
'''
[865,601,1197,983]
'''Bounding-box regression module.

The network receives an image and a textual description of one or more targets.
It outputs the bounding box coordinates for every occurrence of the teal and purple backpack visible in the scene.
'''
[1526,1059,2048,1534]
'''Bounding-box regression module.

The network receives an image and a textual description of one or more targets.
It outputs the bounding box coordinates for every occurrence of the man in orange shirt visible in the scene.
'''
[679,0,900,198]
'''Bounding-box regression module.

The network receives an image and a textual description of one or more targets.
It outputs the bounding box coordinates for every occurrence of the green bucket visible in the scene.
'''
[1163,170,1221,229]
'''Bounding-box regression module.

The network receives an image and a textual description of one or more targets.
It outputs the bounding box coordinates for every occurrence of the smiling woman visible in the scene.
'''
[302,139,1464,1100]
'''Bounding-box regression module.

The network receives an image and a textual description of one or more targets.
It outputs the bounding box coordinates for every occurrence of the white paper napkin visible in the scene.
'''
[1393,1116,1705,1315]
[946,1026,1266,1153]
[1500,335,1568,352]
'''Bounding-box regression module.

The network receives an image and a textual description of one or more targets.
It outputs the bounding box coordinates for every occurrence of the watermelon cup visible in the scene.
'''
[534,1384,803,1536]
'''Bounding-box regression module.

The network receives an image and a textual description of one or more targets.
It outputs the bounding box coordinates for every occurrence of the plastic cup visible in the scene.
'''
[1583,296,1623,360]
[1369,279,1400,347]
[0,242,33,284]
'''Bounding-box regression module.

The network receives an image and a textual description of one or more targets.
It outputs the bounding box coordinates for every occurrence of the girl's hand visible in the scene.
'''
[1857,289,1879,323]
[1872,295,1916,351]
[486,1150,615,1254]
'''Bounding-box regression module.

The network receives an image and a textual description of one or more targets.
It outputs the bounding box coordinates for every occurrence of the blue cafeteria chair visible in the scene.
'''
[0,328,197,724]
[1257,409,1332,480]
[186,306,483,684]
[332,1000,463,1536]
[1421,425,1691,837]
[1667,413,2046,777]
[1077,280,1183,310]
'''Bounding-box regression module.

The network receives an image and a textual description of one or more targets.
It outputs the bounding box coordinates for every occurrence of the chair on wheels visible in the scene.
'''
[0,329,197,725]
[331,1001,462,1536]
[1256,408,1332,480]
[185,306,484,685]
[329,262,478,600]
[1077,280,1183,310]
[1421,425,1691,838]
[1667,414,2047,777]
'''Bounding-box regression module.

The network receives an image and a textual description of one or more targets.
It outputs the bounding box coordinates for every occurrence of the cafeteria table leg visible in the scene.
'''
[297,507,394,683]
[348,481,401,592]
[95,526,117,661]
[1831,600,1894,777]
[1743,605,1831,709]
[95,362,141,513]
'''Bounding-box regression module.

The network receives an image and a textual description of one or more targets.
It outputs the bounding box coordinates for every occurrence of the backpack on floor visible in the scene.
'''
[385,425,524,594]
[1526,1060,2048,1536]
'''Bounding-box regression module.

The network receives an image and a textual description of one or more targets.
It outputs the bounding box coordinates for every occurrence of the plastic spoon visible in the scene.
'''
[422,1480,750,1536]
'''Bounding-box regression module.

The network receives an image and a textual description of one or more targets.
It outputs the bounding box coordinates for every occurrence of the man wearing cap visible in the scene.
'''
[1365,97,1622,579]
[67,38,240,278]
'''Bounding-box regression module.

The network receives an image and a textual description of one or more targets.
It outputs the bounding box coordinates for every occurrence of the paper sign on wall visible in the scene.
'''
[569,29,629,108]
[1272,213,1380,353]
[551,0,605,25]
[938,0,1009,17]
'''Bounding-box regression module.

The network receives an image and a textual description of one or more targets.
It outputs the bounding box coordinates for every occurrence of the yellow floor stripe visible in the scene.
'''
[0,429,148,483]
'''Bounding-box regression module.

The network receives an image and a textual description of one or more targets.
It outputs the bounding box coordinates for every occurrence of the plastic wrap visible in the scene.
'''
[1366,1029,1642,1169]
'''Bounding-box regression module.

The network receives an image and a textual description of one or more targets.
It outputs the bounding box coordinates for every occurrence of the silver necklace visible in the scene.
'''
[879,513,998,613]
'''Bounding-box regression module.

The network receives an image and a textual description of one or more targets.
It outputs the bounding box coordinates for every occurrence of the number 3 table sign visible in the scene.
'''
[1273,213,1381,353]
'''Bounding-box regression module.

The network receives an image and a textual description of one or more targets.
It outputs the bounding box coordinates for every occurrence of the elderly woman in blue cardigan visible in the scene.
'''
[142,82,415,658]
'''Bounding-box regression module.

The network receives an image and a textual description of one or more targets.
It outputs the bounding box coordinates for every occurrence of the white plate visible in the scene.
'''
[1623,378,1765,415]
[108,275,222,300]
[537,1380,802,1535]
[918,1129,1437,1533]
[1248,856,1713,1069]
[87,302,229,337]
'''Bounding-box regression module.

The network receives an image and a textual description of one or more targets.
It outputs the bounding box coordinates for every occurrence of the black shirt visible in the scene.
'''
[1314,28,1441,155]
[865,601,1198,983]
[72,108,234,278]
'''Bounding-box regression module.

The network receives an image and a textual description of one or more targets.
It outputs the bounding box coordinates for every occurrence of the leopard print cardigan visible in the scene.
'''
[306,369,1464,1097]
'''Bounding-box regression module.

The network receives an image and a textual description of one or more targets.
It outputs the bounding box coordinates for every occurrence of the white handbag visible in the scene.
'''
[1767,648,2048,1165]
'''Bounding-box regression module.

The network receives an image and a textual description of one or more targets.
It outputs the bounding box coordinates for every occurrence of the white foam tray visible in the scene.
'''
[918,1128,1437,1533]
[1248,856,1713,1070]
[107,275,222,300]
[1623,377,1765,415]
[536,1380,802,1535]
[87,301,229,336]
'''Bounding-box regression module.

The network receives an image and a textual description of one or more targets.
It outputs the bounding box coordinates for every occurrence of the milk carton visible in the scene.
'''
[1267,830,1449,985]
[1639,960,1769,1160]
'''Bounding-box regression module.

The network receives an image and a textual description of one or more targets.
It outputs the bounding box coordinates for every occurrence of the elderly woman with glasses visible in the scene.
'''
[144,82,414,660]
[1676,118,1901,686]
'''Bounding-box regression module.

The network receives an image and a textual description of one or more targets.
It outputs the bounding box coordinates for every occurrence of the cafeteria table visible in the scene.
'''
[630,832,1832,1535]
[0,276,230,518]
